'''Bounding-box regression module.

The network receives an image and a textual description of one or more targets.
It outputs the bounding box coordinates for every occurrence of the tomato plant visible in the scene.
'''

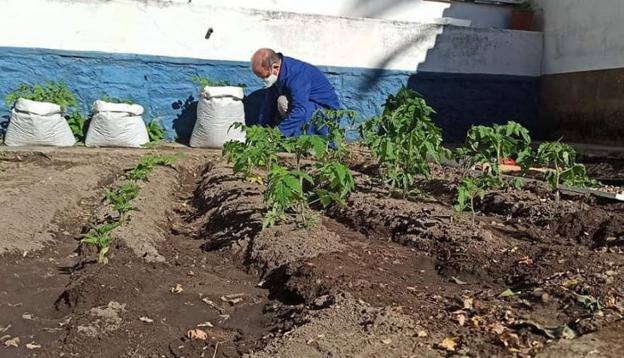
[223,122,356,228]
[263,164,315,228]
[534,141,597,201]
[311,108,358,160]
[5,81,77,111]
[360,86,448,197]
[455,121,532,188]
[281,134,327,169]
[223,124,282,183]
[312,161,355,208]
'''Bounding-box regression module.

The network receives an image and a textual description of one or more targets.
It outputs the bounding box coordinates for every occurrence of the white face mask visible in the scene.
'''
[262,74,278,88]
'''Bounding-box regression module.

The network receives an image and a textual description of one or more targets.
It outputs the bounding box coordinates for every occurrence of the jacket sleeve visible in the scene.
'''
[277,73,313,137]
[258,88,277,126]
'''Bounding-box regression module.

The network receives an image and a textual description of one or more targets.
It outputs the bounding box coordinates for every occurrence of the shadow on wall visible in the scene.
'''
[172,95,197,145]
[356,2,540,142]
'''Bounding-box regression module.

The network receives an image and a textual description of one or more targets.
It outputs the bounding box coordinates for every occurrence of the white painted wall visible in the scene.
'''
[0,0,541,76]
[196,0,511,28]
[537,0,624,74]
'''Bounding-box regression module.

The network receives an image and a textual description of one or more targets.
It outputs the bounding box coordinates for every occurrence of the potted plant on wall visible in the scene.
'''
[511,0,535,31]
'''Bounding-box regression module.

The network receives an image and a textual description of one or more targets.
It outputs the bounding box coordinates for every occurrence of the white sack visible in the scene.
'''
[4,98,76,147]
[85,100,149,148]
[190,86,246,148]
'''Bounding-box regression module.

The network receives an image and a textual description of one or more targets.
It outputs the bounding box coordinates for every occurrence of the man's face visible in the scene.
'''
[253,62,280,80]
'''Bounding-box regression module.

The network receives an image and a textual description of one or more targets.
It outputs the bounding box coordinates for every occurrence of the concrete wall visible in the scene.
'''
[0,0,542,142]
[536,0,624,144]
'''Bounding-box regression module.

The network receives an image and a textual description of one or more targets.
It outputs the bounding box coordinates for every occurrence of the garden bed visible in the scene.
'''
[1,147,624,357]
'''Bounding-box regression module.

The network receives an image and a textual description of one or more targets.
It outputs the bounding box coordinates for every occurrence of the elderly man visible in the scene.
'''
[251,48,341,137]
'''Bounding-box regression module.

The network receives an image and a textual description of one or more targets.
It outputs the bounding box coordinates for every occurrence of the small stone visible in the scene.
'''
[26,342,41,349]
[382,338,392,345]
[139,317,154,323]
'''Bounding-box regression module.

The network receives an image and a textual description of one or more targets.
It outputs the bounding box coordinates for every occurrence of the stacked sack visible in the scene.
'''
[4,98,76,147]
[190,86,245,148]
[85,100,149,148]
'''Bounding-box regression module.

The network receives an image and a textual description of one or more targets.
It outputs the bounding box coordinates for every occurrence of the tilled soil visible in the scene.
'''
[1,147,624,357]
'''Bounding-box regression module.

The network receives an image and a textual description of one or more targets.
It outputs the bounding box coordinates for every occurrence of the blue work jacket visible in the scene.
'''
[258,55,340,137]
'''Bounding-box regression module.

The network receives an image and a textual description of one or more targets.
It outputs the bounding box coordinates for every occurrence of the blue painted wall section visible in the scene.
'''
[408,72,541,142]
[0,47,539,143]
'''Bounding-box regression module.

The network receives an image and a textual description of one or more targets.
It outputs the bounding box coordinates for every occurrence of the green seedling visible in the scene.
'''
[498,288,520,298]
[534,141,598,201]
[454,176,493,225]
[572,292,602,313]
[127,154,177,182]
[455,121,532,189]
[66,111,88,142]
[105,182,140,224]
[5,81,77,111]
[82,221,121,264]
[360,86,448,197]
[263,164,314,229]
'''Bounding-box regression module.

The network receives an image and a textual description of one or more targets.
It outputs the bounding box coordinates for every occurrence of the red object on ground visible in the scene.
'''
[500,157,516,165]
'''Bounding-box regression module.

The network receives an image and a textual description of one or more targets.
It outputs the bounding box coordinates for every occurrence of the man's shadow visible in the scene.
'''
[243,88,267,126]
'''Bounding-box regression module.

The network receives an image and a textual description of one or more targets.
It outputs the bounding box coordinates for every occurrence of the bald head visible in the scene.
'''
[251,48,282,78]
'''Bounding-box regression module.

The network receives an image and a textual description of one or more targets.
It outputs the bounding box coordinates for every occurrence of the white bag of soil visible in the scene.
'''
[4,98,76,147]
[85,100,149,148]
[190,86,246,148]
